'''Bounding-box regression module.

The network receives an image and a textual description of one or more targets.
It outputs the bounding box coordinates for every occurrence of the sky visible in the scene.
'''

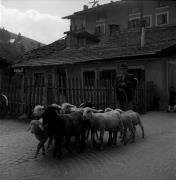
[0,0,111,44]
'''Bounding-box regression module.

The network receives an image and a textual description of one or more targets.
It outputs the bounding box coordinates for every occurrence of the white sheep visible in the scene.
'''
[125,110,144,138]
[61,102,78,113]
[115,109,144,143]
[83,107,122,148]
[33,105,45,118]
[27,119,49,158]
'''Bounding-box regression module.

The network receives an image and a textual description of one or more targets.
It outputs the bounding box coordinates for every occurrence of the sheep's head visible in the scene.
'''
[79,101,95,109]
[51,104,61,110]
[33,105,45,118]
[61,102,77,113]
[115,108,124,114]
[27,120,44,134]
[104,107,113,112]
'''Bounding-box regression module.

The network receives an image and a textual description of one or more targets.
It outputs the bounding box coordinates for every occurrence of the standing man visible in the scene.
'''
[116,63,138,111]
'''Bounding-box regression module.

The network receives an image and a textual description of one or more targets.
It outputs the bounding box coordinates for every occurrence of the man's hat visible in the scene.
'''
[120,63,128,69]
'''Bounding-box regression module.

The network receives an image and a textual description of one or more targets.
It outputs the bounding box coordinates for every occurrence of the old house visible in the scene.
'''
[12,0,176,114]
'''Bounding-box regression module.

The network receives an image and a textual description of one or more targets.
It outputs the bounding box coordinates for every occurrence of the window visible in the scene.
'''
[156,12,169,26]
[83,71,95,87]
[34,73,44,86]
[57,70,66,95]
[99,70,116,86]
[128,15,151,29]
[128,18,140,29]
[143,16,151,28]
[109,24,119,36]
[95,24,105,36]
[48,74,52,87]
[99,70,116,81]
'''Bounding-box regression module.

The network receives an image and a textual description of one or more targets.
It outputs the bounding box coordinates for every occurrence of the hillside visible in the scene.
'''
[9,32,45,52]
[0,28,45,64]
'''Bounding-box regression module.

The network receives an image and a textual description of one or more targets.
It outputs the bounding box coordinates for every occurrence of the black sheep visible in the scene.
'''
[42,106,86,158]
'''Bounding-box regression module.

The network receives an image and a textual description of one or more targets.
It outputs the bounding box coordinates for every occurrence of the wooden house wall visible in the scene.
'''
[15,56,171,112]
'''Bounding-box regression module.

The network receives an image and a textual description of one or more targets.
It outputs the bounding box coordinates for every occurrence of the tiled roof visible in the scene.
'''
[12,26,176,68]
[12,41,176,68]
[16,39,66,62]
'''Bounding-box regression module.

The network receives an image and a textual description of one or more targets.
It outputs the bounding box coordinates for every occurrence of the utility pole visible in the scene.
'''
[140,0,145,48]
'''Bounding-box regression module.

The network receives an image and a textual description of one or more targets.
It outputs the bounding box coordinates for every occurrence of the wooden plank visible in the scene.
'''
[79,78,83,105]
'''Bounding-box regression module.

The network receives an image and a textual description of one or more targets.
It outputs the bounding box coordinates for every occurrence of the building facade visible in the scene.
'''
[63,0,176,47]
[12,0,176,114]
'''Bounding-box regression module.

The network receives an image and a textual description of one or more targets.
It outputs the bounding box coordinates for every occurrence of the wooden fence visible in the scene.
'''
[1,78,156,117]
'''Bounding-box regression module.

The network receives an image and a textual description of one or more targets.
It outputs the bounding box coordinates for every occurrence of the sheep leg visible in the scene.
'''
[122,128,127,145]
[53,136,62,158]
[139,122,144,138]
[86,130,90,140]
[112,130,118,145]
[107,131,113,145]
[91,130,97,148]
[57,137,63,158]
[53,137,58,158]
[95,131,99,140]
[130,126,135,143]
[42,144,46,155]
[35,141,44,158]
[99,130,104,150]
[79,131,86,153]
[65,136,72,154]
[47,136,53,149]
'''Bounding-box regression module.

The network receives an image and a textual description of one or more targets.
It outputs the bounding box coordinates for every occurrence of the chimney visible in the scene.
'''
[83,5,88,10]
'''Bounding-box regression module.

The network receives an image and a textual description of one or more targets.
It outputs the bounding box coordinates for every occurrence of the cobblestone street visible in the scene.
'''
[1,112,176,180]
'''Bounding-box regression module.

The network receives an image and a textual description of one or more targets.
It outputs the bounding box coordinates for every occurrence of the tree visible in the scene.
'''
[0,27,10,42]
[37,43,41,48]
[15,32,22,44]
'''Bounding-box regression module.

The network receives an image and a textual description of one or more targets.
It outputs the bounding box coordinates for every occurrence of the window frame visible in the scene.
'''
[82,70,96,87]
[128,14,152,29]
[99,68,117,87]
[95,23,106,35]
[33,72,45,86]
[142,15,152,28]
[155,11,169,26]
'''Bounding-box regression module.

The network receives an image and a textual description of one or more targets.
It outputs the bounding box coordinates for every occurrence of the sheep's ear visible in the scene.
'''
[27,125,31,132]
[98,109,104,113]
[38,124,44,131]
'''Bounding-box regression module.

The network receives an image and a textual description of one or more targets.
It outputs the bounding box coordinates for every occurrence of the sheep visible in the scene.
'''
[61,102,78,114]
[115,109,144,143]
[32,104,62,149]
[79,101,96,109]
[79,101,100,140]
[42,105,87,158]
[119,112,135,144]
[33,105,45,118]
[83,107,123,149]
[27,119,49,158]
[125,110,144,139]
[105,108,135,144]
[104,107,113,112]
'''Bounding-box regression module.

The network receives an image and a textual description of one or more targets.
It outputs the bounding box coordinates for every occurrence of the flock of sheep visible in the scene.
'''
[28,102,144,158]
